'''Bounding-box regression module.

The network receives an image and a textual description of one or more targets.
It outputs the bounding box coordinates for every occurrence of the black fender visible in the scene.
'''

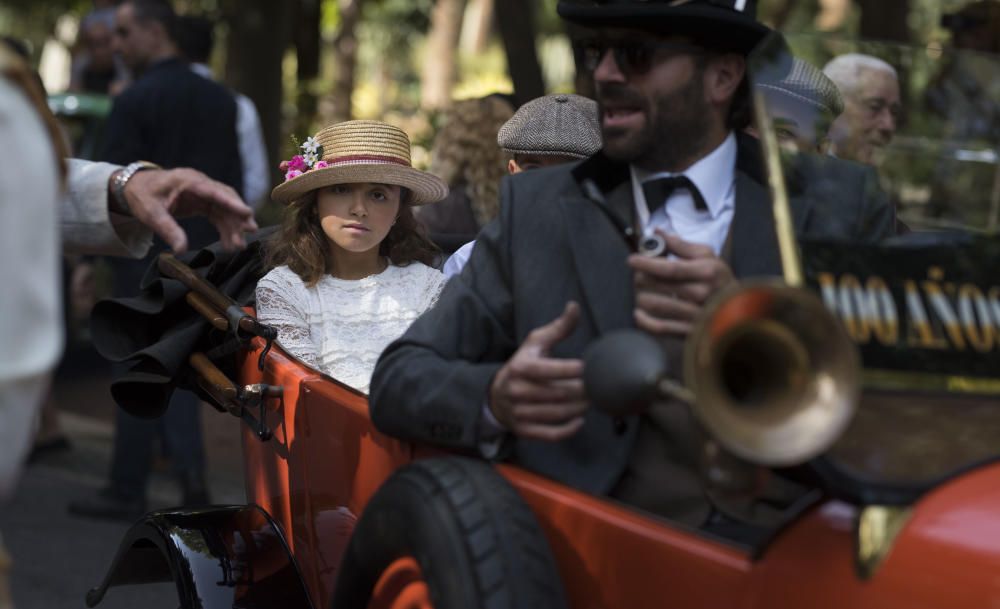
[85,504,313,609]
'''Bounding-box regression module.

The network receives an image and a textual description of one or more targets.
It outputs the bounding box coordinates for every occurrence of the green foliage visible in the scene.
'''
[536,0,567,36]
[0,0,84,63]
[363,0,433,37]
[352,0,435,113]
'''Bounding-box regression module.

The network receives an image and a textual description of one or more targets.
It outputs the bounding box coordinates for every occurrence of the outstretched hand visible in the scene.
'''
[122,167,259,253]
[488,302,588,442]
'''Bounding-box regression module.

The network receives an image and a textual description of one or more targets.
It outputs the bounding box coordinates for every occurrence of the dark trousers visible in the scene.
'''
[106,227,213,501]
[108,387,205,500]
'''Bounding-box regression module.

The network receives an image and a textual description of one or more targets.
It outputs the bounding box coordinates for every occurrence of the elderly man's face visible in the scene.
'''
[829,67,901,165]
[589,29,714,171]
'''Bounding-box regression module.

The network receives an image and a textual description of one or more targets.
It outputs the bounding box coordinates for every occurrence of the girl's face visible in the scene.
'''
[316,182,401,254]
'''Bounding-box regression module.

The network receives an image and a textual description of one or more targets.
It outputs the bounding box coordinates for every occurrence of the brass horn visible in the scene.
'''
[584,281,860,467]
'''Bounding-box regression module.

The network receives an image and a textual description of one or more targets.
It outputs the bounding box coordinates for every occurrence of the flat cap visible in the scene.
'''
[497,93,602,158]
[755,56,845,118]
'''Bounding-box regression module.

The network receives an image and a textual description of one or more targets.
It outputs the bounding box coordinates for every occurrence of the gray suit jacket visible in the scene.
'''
[369,133,894,496]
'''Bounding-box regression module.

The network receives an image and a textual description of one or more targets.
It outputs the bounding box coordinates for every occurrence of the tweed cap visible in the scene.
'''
[271,120,448,205]
[755,57,845,118]
[497,94,601,159]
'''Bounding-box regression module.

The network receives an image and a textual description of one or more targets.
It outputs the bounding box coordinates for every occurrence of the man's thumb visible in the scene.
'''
[532,301,580,350]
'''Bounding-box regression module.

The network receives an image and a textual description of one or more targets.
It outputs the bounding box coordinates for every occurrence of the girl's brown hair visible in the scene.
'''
[264,187,440,286]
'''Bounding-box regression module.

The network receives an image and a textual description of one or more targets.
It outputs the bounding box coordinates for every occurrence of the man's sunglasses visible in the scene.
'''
[580,39,705,75]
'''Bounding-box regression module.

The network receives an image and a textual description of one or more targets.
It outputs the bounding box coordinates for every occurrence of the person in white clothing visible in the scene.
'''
[1,43,256,501]
[256,120,449,393]
[1,43,256,606]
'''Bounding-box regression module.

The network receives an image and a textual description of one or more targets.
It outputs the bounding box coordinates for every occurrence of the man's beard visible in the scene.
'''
[598,72,712,170]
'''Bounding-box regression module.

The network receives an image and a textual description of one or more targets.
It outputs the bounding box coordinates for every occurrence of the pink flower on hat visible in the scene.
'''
[284,169,303,181]
[287,155,307,172]
[314,160,329,169]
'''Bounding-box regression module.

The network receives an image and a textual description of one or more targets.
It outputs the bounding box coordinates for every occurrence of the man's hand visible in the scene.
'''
[488,302,588,442]
[629,231,735,336]
[120,167,258,253]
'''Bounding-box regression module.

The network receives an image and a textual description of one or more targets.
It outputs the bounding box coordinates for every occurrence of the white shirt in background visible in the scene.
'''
[190,63,269,208]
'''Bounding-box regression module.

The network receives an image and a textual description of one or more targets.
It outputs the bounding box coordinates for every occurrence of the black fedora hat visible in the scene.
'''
[558,0,771,55]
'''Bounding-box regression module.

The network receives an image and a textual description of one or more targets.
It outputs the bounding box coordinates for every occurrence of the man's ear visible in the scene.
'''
[507,159,520,175]
[704,53,746,106]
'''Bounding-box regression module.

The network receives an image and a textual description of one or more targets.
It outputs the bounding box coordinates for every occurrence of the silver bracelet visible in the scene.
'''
[110,160,161,215]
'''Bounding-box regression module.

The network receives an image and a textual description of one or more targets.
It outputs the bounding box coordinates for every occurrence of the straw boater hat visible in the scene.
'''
[271,120,449,206]
[557,0,771,56]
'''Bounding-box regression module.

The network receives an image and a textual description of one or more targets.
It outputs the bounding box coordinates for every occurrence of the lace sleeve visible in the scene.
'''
[421,265,448,311]
[427,273,448,309]
[255,270,320,369]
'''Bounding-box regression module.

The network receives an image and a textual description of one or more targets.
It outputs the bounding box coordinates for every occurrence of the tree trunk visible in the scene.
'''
[858,0,911,43]
[562,21,595,99]
[330,0,364,122]
[461,0,494,54]
[496,0,545,107]
[294,0,322,135]
[222,0,292,192]
[420,0,467,110]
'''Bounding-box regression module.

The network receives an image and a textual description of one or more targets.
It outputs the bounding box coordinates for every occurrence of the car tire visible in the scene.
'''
[330,456,568,609]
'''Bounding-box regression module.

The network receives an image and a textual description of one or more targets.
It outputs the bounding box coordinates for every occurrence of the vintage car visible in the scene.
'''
[84,35,1000,609]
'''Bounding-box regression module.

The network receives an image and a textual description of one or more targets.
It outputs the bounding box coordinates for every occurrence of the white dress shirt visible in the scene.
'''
[631,131,737,255]
[443,240,475,278]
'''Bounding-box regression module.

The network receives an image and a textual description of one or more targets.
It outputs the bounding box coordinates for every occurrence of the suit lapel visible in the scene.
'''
[728,134,813,279]
[562,155,636,334]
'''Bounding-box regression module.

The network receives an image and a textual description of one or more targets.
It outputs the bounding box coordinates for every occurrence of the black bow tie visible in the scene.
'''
[641,175,708,214]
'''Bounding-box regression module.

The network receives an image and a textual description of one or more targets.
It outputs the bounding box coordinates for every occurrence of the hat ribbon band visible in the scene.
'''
[323,154,410,168]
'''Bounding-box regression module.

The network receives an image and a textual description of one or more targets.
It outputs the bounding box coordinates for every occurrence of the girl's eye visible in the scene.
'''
[370,190,388,201]
[330,184,350,194]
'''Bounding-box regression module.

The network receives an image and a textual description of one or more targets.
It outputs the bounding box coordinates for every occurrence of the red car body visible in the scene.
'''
[237,336,1000,609]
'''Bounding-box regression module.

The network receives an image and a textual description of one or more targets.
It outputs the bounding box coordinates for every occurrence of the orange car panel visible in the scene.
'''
[238,341,412,608]
[752,463,1000,608]
[502,465,753,609]
[238,337,1000,609]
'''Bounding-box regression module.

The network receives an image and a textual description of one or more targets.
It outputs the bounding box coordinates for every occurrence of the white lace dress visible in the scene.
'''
[255,263,446,394]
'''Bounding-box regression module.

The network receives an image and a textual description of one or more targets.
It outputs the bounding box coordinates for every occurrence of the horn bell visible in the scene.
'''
[686,281,860,467]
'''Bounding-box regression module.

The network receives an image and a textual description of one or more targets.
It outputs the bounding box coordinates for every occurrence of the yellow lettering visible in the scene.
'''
[863,277,898,345]
[905,280,948,349]
[990,287,1000,329]
[817,273,838,313]
[957,285,995,352]
[838,274,869,342]
[923,276,966,351]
